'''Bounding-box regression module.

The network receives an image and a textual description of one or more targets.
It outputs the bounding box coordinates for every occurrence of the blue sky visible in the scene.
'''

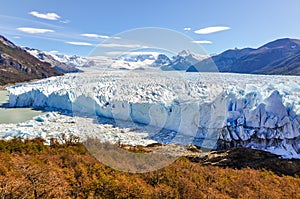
[1,0,300,56]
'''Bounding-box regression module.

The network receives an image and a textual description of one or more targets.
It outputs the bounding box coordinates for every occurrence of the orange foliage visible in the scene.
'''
[0,138,299,198]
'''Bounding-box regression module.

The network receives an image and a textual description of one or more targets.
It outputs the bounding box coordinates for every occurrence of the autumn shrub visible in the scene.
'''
[0,137,299,199]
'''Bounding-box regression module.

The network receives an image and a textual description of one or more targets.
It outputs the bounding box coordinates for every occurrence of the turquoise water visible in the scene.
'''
[0,90,43,124]
[0,90,8,105]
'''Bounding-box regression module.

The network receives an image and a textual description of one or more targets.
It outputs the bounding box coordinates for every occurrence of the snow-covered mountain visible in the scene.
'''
[25,48,96,71]
[25,47,81,73]
[108,50,209,70]
[152,54,171,67]
[161,50,209,71]
[0,35,62,85]
[50,53,95,68]
[6,70,300,159]
[124,54,156,62]
[110,54,157,70]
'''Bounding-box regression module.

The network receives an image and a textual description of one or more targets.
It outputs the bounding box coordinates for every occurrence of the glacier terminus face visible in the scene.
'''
[6,69,300,159]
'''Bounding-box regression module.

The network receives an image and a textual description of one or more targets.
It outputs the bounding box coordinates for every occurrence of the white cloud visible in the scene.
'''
[184,27,191,31]
[17,27,55,34]
[81,33,110,39]
[97,43,148,48]
[192,40,212,44]
[194,26,231,34]
[60,20,70,24]
[65,41,94,46]
[29,11,61,21]
[81,33,121,40]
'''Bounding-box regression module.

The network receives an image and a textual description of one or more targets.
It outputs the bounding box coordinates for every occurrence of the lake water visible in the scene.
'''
[0,90,43,124]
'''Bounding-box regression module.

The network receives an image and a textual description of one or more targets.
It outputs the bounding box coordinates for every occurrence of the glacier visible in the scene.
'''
[0,112,157,147]
[6,69,300,158]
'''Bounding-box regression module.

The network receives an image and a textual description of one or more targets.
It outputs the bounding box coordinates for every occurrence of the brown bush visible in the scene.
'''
[0,138,299,198]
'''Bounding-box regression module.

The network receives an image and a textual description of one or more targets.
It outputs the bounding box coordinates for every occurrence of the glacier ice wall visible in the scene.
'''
[7,71,300,158]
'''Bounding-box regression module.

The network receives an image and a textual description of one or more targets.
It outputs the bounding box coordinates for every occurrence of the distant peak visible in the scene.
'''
[178,50,192,57]
[260,38,300,49]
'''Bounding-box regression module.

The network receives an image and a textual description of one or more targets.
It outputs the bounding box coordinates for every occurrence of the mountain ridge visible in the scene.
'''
[0,35,63,86]
[187,38,300,75]
[24,47,82,73]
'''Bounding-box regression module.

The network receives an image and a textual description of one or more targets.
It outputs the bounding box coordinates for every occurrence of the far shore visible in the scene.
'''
[0,78,42,90]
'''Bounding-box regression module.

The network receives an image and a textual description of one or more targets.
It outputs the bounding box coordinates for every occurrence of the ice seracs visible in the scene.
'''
[6,70,300,159]
[0,112,157,146]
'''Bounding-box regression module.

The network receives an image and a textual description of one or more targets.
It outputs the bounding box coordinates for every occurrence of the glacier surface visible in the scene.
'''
[0,111,157,146]
[6,69,300,158]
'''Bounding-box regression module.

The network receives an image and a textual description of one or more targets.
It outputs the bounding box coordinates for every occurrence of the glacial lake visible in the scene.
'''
[0,90,43,124]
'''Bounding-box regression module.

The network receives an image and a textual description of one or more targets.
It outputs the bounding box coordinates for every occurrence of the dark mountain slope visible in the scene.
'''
[187,38,300,75]
[254,50,300,75]
[0,35,62,85]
